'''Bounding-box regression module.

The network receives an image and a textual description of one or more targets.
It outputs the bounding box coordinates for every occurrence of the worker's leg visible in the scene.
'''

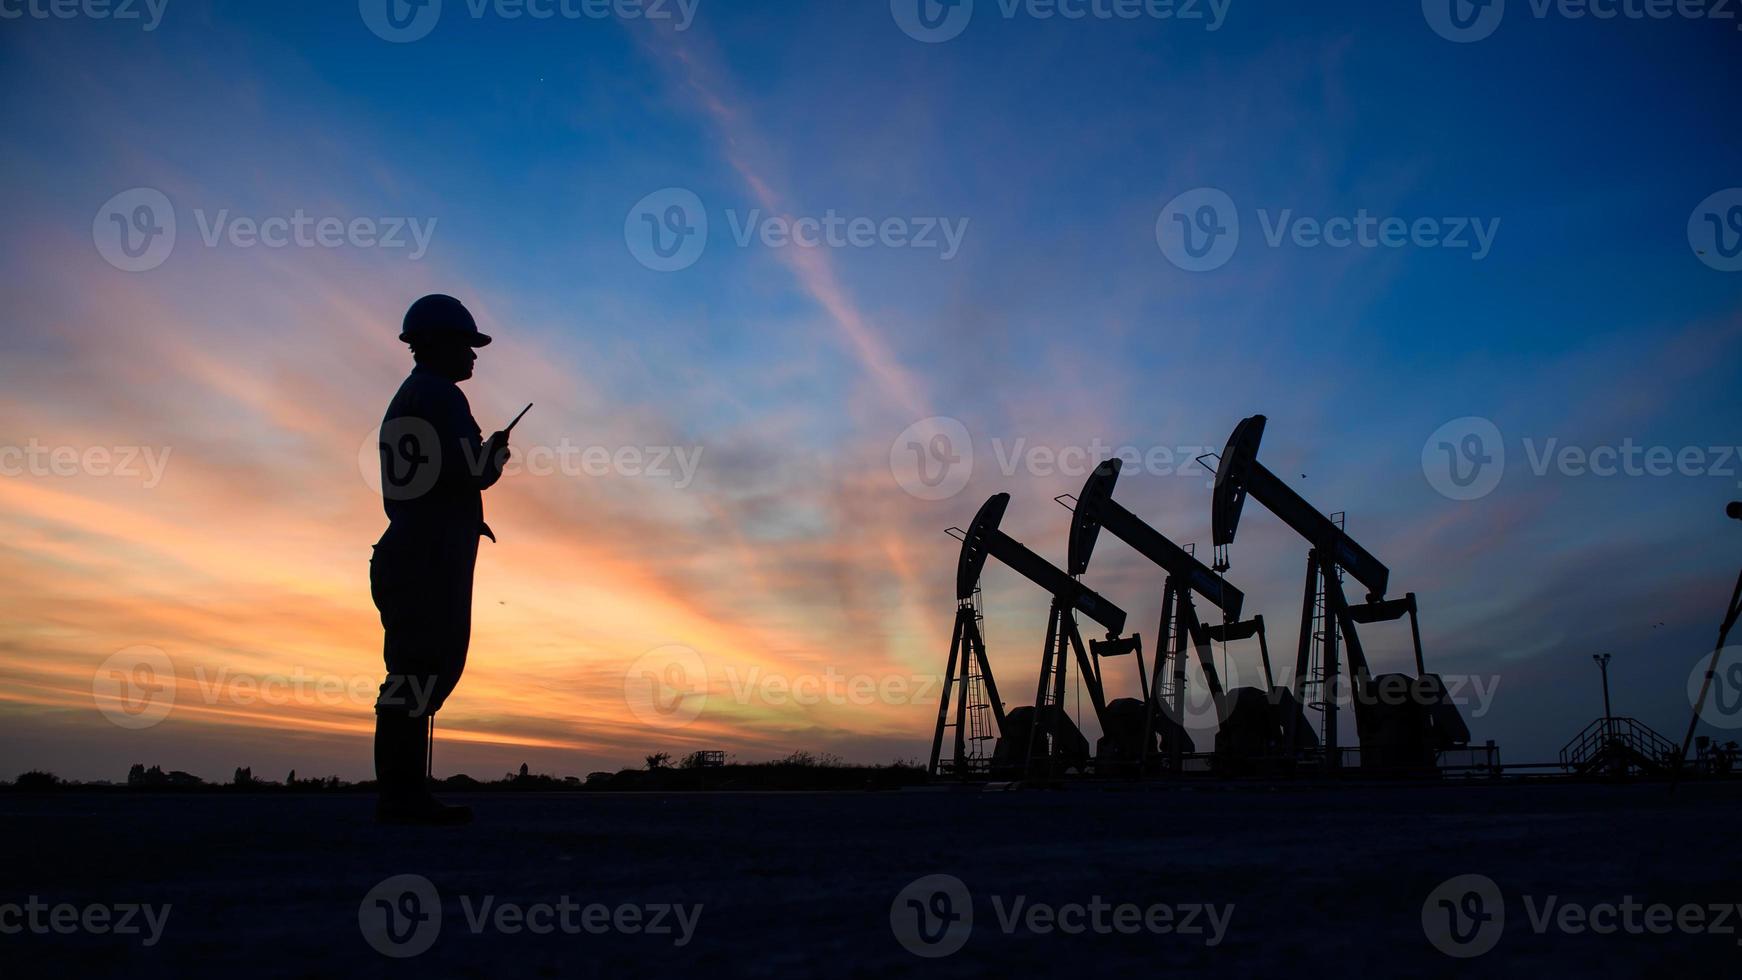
[370,531,472,825]
[413,528,479,717]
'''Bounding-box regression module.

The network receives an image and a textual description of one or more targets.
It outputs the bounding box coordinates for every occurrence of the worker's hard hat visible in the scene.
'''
[399,294,492,347]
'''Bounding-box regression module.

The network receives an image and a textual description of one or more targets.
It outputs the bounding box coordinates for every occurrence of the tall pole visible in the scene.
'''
[1593,653,1613,739]
[1672,503,1741,790]
[1677,567,1742,780]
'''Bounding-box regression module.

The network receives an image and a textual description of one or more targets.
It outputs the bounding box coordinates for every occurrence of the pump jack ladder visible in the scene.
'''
[929,493,1135,779]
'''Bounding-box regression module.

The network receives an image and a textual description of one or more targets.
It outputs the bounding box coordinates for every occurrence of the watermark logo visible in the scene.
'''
[1423,0,1505,42]
[93,188,176,272]
[360,0,442,41]
[360,418,445,502]
[1690,647,1742,730]
[1690,188,1742,272]
[363,0,697,40]
[891,0,974,42]
[892,0,1228,40]
[361,424,706,497]
[1427,0,1740,42]
[360,874,442,958]
[627,189,967,269]
[1425,422,1742,499]
[623,644,708,728]
[1425,874,1742,956]
[1422,416,1505,500]
[626,188,708,272]
[1161,191,1500,269]
[1157,187,1239,272]
[890,875,1232,957]
[96,191,435,269]
[889,427,1235,500]
[92,645,176,730]
[890,417,974,500]
[891,874,973,957]
[360,877,701,951]
[1423,873,1506,957]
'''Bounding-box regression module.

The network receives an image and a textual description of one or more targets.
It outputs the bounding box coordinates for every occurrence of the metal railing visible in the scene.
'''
[1559,717,1678,772]
[1437,743,1502,777]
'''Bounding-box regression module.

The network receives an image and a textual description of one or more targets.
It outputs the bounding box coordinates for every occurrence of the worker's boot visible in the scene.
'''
[374,712,472,826]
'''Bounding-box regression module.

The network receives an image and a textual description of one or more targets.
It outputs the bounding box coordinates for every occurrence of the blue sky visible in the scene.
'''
[1,0,1739,779]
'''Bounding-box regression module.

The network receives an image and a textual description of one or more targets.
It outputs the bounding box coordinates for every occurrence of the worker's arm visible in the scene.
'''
[433,386,509,492]
[476,428,510,490]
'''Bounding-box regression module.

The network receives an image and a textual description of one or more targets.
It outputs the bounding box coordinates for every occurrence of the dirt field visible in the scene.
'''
[3,780,1739,976]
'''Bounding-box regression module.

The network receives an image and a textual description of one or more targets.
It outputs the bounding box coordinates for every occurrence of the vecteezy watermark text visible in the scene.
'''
[505,442,704,487]
[93,189,437,272]
[192,210,436,259]
[1424,874,1742,958]
[890,874,1232,958]
[1156,188,1500,272]
[361,0,699,43]
[91,646,449,729]
[889,417,1221,500]
[0,0,168,30]
[1422,416,1742,501]
[363,422,706,500]
[625,188,968,271]
[890,0,1231,44]
[359,875,700,959]
[722,666,941,709]
[1,440,172,488]
[0,898,171,946]
[622,644,943,730]
[1424,0,1740,44]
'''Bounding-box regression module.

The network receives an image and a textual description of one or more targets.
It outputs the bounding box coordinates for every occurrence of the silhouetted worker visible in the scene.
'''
[371,294,511,824]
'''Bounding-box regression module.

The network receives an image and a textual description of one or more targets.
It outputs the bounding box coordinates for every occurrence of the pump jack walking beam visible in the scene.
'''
[1068,458,1244,619]
[1209,415,1443,769]
[1066,458,1269,769]
[1212,416,1391,602]
[962,493,1128,636]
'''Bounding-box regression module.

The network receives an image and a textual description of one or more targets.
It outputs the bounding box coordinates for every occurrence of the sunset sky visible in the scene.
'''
[2,2,1739,782]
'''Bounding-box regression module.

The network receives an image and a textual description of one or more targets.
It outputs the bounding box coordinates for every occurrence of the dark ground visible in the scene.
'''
[3,780,1739,977]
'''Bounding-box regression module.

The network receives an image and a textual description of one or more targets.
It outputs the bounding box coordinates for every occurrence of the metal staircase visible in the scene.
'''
[936,590,995,776]
[957,591,995,771]
[1299,513,1346,724]
[1560,717,1679,775]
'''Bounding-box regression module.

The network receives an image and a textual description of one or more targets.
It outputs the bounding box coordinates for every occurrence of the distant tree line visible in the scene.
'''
[2,752,927,793]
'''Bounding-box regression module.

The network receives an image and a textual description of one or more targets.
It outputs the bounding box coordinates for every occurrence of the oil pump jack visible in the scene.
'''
[1064,458,1315,774]
[928,492,1137,780]
[1208,415,1470,771]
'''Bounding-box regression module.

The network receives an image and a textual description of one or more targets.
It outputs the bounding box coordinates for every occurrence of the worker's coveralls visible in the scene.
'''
[372,364,504,720]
